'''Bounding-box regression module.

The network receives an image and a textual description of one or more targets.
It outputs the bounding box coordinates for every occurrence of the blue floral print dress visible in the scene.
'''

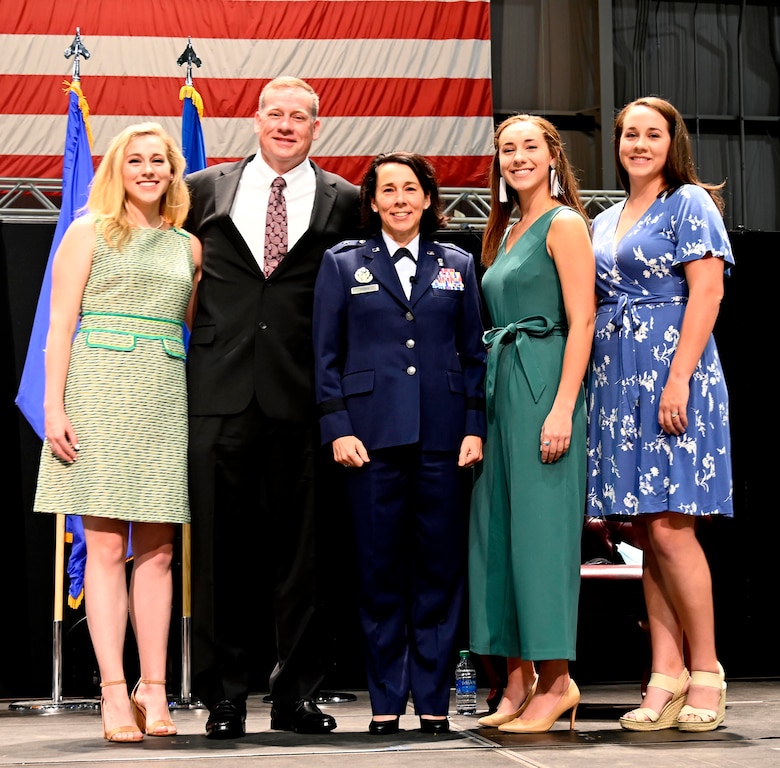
[586,184,734,518]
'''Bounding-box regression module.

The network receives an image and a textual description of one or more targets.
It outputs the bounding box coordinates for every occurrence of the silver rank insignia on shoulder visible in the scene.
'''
[354,267,373,284]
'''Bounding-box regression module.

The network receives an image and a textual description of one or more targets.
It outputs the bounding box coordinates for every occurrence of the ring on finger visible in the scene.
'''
[543,440,551,446]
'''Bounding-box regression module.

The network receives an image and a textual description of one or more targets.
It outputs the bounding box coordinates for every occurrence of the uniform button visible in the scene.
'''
[405,339,415,349]
[404,311,414,321]
[258,322,268,330]
[406,366,417,376]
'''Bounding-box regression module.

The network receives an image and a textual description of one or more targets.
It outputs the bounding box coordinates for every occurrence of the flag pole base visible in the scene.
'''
[8,698,99,713]
[261,691,357,704]
[168,696,206,710]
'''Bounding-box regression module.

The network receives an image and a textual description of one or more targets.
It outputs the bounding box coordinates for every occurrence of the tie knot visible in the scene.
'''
[394,247,413,262]
[272,176,286,191]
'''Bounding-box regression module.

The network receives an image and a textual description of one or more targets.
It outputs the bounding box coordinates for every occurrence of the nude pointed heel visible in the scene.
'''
[130,678,177,736]
[619,668,689,731]
[498,679,580,733]
[478,674,539,727]
[677,663,727,732]
[100,679,144,743]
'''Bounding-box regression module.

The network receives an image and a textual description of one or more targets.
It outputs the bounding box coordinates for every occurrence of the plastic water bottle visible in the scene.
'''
[454,649,478,714]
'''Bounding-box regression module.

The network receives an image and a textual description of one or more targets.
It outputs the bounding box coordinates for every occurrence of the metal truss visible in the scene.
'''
[1,178,627,228]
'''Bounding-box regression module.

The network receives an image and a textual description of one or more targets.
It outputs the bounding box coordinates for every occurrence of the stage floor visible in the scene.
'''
[2,679,779,768]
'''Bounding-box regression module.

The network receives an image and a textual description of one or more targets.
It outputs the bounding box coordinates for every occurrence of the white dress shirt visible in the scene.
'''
[231,153,317,271]
[382,232,420,300]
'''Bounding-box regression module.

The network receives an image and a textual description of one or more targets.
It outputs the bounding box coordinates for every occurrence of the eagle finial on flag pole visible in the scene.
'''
[177,36,202,87]
[63,27,91,82]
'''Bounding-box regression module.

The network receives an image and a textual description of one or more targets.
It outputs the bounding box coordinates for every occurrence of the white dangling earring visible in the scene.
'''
[549,166,563,198]
[499,176,509,203]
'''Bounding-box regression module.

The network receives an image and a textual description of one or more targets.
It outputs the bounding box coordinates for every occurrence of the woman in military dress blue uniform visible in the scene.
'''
[313,152,486,735]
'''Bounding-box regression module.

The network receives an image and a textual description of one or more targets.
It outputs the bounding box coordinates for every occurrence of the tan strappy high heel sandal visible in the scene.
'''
[130,678,177,736]
[100,679,144,743]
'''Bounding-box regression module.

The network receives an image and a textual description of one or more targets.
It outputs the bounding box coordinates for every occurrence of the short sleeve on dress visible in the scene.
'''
[668,184,735,270]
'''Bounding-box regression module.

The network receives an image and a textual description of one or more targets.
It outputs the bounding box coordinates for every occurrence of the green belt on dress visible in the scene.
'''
[78,311,186,360]
[482,316,565,415]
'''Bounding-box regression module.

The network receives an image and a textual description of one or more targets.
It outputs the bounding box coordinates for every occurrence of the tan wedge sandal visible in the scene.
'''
[619,668,689,731]
[677,663,727,732]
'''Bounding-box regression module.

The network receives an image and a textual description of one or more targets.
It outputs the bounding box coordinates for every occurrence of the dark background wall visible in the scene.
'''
[1,221,775,701]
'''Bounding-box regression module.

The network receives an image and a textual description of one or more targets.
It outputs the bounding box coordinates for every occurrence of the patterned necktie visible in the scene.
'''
[264,176,287,277]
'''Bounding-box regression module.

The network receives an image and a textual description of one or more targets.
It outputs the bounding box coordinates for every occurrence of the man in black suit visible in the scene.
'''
[185,76,360,738]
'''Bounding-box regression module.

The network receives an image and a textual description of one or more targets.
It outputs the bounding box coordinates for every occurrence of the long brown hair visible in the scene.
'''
[482,114,588,267]
[613,96,725,214]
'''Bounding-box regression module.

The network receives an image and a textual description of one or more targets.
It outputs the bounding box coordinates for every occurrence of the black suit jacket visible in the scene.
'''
[185,156,360,422]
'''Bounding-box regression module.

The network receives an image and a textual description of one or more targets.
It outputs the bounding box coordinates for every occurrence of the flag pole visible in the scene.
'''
[10,28,98,715]
[170,37,205,710]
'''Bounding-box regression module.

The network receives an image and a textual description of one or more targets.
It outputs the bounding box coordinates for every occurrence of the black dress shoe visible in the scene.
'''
[419,717,450,735]
[270,698,337,734]
[368,716,400,735]
[205,699,246,739]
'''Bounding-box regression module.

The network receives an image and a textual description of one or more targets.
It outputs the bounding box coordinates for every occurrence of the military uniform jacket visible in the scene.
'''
[313,235,487,452]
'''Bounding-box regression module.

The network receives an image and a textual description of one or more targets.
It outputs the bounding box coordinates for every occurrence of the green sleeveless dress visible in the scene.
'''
[468,207,586,660]
[34,226,195,524]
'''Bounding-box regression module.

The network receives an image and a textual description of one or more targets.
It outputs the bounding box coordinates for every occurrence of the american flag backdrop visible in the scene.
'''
[0,0,494,187]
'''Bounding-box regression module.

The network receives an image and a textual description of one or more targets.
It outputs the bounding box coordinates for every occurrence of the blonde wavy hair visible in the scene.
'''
[87,122,190,249]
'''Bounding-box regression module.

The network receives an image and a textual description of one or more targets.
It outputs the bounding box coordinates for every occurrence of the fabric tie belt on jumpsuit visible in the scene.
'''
[482,316,565,417]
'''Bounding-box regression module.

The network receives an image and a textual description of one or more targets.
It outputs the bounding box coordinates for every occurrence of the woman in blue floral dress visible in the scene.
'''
[587,97,734,733]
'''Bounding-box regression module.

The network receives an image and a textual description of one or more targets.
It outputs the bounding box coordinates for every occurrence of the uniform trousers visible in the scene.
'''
[344,444,471,716]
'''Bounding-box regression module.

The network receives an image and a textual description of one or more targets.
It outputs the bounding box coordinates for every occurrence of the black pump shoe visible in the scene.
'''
[419,717,449,735]
[368,716,400,735]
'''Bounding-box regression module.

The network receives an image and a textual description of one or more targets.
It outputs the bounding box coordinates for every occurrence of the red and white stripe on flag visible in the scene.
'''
[0,0,494,186]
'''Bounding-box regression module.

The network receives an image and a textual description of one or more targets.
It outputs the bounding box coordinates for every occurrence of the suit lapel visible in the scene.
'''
[282,162,336,261]
[214,156,260,273]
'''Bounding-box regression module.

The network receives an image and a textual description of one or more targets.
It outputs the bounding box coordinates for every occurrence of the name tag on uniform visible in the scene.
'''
[351,284,380,294]
[432,268,464,291]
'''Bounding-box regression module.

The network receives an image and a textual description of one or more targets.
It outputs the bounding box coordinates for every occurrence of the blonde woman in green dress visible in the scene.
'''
[34,123,202,742]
